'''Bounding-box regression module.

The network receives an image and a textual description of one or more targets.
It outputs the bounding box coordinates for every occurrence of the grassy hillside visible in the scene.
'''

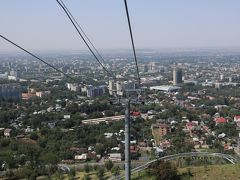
[35,164,240,180]
[179,164,240,180]
[132,164,240,180]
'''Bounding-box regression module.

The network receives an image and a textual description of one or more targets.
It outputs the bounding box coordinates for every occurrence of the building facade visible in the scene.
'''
[0,84,21,101]
[173,67,182,85]
[87,85,106,97]
[151,123,170,145]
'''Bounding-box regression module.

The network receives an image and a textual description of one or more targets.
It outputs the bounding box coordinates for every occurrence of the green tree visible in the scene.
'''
[89,111,103,119]
[83,174,91,180]
[104,160,114,171]
[5,155,16,169]
[55,170,64,180]
[10,141,18,151]
[104,110,115,117]
[111,166,120,177]
[95,143,105,155]
[68,168,76,180]
[206,135,215,145]
[147,160,180,180]
[96,167,105,180]
[5,170,14,179]
[84,163,91,173]
[46,165,57,179]
[0,138,10,147]
[30,132,39,140]
[40,152,58,165]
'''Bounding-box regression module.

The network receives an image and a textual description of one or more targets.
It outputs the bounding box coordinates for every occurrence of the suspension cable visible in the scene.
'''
[123,0,141,87]
[56,0,115,78]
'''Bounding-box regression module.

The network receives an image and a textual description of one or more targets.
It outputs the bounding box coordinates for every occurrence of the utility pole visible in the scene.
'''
[125,99,131,180]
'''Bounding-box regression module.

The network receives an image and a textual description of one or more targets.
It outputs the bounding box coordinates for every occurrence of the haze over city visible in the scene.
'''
[1,1,240,180]
[1,0,240,53]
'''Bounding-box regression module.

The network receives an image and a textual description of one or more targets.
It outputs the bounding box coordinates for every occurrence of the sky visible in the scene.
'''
[1,0,240,53]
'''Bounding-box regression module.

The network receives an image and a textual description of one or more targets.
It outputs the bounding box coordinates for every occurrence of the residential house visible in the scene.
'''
[108,153,122,162]
[214,117,228,125]
[4,128,12,137]
[234,115,240,127]
[75,154,88,161]
[25,126,34,133]
[131,111,141,117]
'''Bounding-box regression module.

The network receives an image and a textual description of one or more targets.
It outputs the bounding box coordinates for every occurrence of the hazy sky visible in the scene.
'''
[1,0,240,52]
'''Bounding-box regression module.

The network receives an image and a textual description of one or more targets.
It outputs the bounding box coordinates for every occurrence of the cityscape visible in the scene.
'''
[1,0,240,180]
[1,50,240,179]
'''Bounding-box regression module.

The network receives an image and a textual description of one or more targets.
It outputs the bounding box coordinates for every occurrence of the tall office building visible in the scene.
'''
[87,85,106,97]
[116,81,123,96]
[66,83,80,92]
[109,78,115,95]
[220,74,224,81]
[149,61,156,71]
[173,67,182,85]
[0,84,21,101]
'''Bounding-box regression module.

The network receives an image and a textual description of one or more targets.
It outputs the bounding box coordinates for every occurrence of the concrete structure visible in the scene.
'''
[183,79,198,85]
[75,154,88,161]
[116,81,123,96]
[82,115,125,125]
[108,79,138,96]
[66,83,80,92]
[87,85,106,97]
[0,73,8,79]
[36,91,51,98]
[0,84,21,101]
[151,123,170,145]
[220,74,224,81]
[215,83,223,89]
[22,93,36,100]
[109,78,115,95]
[173,67,182,85]
[8,75,18,81]
[4,128,12,137]
[109,153,122,162]
[152,123,170,137]
[150,85,181,93]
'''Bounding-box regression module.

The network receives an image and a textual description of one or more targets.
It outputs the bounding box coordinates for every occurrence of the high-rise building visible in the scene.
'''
[220,74,224,81]
[10,70,18,77]
[87,85,106,97]
[149,61,156,71]
[143,65,148,72]
[151,123,170,144]
[116,81,123,96]
[109,78,115,95]
[0,84,21,101]
[173,67,182,85]
[66,83,80,92]
[108,79,138,96]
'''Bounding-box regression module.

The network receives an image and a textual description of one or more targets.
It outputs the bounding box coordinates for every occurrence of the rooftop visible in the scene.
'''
[150,85,181,92]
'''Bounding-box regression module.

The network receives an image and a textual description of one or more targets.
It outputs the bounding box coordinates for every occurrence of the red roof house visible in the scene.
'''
[214,117,228,125]
[131,111,141,117]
